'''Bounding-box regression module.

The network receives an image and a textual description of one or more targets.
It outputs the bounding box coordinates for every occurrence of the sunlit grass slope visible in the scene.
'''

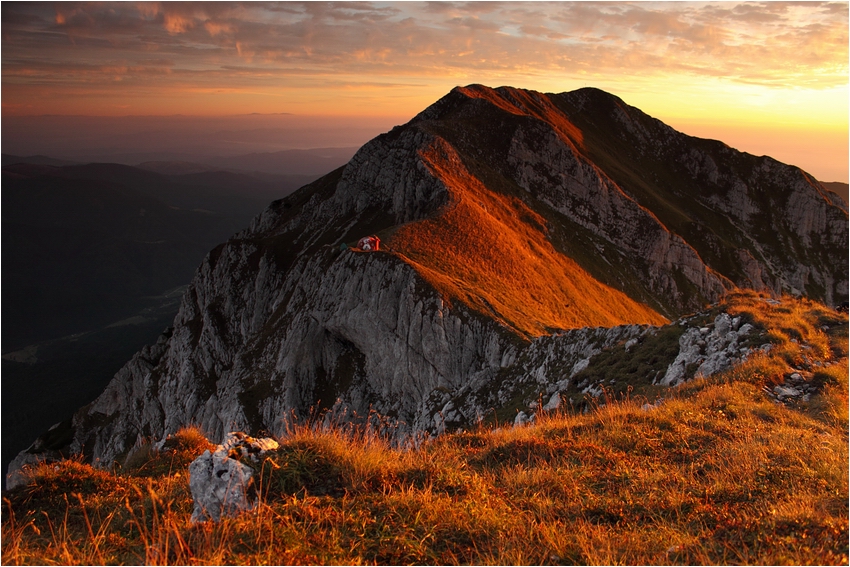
[3,294,846,565]
[389,141,668,337]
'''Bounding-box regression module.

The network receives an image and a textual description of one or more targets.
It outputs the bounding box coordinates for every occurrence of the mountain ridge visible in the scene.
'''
[10,84,847,472]
[387,129,669,336]
[412,85,845,311]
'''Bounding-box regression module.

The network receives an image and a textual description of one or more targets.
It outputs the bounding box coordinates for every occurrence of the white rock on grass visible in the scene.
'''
[773,385,802,398]
[542,392,561,411]
[189,432,279,523]
[5,452,44,490]
[570,358,590,377]
[714,313,732,335]
[658,328,703,386]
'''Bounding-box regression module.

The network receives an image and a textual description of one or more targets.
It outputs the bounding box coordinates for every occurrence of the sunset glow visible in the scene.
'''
[2,1,847,181]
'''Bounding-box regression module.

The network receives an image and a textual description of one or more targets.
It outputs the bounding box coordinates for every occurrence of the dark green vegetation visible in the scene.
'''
[565,324,685,406]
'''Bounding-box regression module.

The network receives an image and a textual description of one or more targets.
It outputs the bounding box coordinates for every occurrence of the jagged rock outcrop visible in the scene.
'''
[70,248,523,463]
[13,84,847,471]
[415,323,650,433]
[658,313,756,386]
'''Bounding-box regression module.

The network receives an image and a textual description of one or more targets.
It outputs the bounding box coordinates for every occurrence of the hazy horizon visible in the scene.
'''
[3,102,848,183]
[1,113,404,164]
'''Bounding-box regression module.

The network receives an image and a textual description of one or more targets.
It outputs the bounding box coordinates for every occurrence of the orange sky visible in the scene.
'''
[2,2,847,181]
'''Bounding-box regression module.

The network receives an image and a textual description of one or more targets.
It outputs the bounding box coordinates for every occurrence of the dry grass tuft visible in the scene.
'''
[123,425,216,478]
[725,290,843,362]
[809,363,849,429]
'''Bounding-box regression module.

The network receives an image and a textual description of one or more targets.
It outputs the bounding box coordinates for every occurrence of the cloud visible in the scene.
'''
[1,1,846,114]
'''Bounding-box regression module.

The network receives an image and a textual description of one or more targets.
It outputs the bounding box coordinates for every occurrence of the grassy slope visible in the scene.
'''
[388,141,668,338]
[3,294,847,565]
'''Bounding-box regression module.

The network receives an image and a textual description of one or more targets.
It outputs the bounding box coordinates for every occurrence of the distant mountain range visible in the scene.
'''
[17,84,841,471]
[200,147,359,176]
[3,146,358,178]
[2,161,301,347]
[0,154,79,167]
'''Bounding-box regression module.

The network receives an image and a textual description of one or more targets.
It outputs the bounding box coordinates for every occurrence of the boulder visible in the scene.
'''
[542,392,562,412]
[189,432,279,523]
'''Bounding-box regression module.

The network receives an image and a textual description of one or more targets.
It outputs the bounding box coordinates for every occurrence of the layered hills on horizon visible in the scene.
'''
[8,84,848,476]
[2,161,309,348]
[0,149,354,481]
[2,145,359,178]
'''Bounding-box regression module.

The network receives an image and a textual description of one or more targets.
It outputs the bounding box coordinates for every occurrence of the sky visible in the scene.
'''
[2,1,848,182]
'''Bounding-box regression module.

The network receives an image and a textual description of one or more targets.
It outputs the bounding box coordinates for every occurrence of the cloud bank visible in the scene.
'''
[2,1,846,115]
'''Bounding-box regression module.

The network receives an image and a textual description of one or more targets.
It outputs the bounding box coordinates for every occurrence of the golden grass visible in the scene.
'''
[389,140,668,337]
[3,294,847,565]
[725,290,839,360]
[809,363,849,430]
[4,395,847,564]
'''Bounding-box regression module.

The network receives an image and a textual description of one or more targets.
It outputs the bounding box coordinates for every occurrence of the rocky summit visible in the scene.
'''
[12,85,848,472]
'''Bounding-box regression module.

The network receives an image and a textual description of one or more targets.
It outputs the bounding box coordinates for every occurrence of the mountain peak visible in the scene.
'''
[15,84,846,470]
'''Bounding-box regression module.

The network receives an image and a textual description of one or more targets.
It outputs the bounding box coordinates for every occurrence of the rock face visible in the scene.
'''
[16,84,846,470]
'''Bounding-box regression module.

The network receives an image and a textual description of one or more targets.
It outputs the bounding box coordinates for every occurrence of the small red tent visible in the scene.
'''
[357,235,381,251]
